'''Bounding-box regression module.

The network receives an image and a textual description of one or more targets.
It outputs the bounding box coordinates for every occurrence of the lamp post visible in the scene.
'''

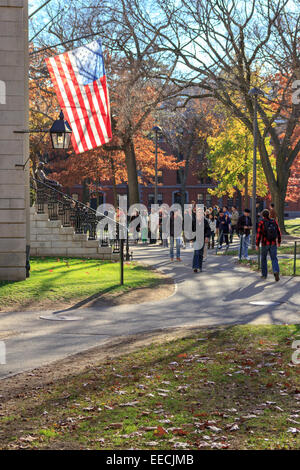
[125,181,130,261]
[152,126,162,205]
[15,110,72,158]
[248,87,264,249]
[50,110,72,149]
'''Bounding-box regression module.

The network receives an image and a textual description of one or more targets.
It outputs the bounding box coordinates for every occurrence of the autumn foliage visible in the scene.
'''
[271,73,300,203]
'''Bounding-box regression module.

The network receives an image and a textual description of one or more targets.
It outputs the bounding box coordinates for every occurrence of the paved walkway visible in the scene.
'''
[0,243,299,379]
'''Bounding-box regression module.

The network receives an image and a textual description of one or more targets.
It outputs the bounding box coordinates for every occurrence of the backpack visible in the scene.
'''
[263,219,278,242]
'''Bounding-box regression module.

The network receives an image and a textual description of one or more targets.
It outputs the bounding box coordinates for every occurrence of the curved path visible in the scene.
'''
[0,245,299,379]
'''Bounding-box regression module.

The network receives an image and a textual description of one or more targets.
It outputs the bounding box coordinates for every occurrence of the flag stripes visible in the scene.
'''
[46,40,112,154]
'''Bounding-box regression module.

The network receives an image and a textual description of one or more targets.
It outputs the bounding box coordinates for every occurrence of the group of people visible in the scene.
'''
[200,203,281,280]
[34,161,282,281]
[202,203,281,281]
[131,202,282,281]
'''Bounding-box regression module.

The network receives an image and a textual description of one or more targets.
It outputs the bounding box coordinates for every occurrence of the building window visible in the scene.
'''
[90,192,104,210]
[148,193,163,205]
[206,194,212,207]
[173,191,187,204]
[197,193,204,204]
[72,193,79,201]
[157,170,163,184]
[227,197,234,208]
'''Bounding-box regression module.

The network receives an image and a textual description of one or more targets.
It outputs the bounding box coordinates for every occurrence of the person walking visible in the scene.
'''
[212,205,219,218]
[149,207,159,244]
[161,207,169,247]
[256,209,281,281]
[192,209,211,273]
[237,208,252,259]
[141,210,149,244]
[131,210,140,244]
[216,211,231,250]
[222,206,231,218]
[269,203,278,220]
[170,210,182,262]
[208,213,216,249]
[230,206,239,243]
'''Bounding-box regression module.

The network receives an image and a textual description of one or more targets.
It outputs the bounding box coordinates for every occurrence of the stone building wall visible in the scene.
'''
[0,0,28,280]
[30,208,119,261]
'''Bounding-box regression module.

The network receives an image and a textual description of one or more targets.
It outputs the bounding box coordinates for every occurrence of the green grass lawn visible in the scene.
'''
[238,257,300,276]
[219,245,300,256]
[286,218,300,236]
[1,325,299,450]
[0,257,161,311]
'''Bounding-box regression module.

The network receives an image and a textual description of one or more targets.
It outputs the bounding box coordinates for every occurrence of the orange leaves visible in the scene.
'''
[154,426,168,437]
[270,72,300,202]
[173,428,188,436]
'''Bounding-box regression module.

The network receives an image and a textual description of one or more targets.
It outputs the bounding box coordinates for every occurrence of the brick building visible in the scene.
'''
[64,139,300,217]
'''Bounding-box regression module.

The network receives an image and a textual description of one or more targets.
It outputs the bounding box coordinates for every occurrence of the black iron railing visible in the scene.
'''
[30,177,121,252]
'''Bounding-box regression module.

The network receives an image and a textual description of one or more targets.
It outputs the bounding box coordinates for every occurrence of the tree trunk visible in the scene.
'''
[236,188,242,213]
[257,139,288,233]
[123,137,140,206]
[244,170,249,210]
[109,157,118,208]
[180,159,190,210]
[270,179,289,235]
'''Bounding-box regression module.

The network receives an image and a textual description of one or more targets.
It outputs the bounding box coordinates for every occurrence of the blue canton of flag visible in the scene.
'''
[72,40,106,86]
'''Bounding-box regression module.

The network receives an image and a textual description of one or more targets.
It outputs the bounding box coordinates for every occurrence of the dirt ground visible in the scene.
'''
[0,274,177,403]
[0,325,203,404]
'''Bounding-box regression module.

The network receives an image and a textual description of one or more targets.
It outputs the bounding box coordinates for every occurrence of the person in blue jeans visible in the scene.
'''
[237,208,252,259]
[170,237,181,261]
[256,209,281,281]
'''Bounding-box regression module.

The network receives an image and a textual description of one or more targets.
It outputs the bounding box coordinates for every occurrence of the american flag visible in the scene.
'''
[46,40,112,154]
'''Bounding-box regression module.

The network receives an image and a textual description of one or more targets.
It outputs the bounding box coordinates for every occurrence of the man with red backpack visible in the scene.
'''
[256,209,281,281]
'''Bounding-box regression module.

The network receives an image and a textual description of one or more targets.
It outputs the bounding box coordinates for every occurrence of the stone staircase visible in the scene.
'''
[30,206,119,260]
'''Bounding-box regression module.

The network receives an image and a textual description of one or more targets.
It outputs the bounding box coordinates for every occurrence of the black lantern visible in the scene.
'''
[50,110,72,149]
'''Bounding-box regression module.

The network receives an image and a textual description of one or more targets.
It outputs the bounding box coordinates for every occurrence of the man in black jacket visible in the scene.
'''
[192,210,211,273]
[216,212,231,249]
[237,208,252,259]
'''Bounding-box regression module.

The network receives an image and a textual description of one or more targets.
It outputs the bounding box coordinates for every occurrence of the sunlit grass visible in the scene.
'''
[0,257,161,310]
